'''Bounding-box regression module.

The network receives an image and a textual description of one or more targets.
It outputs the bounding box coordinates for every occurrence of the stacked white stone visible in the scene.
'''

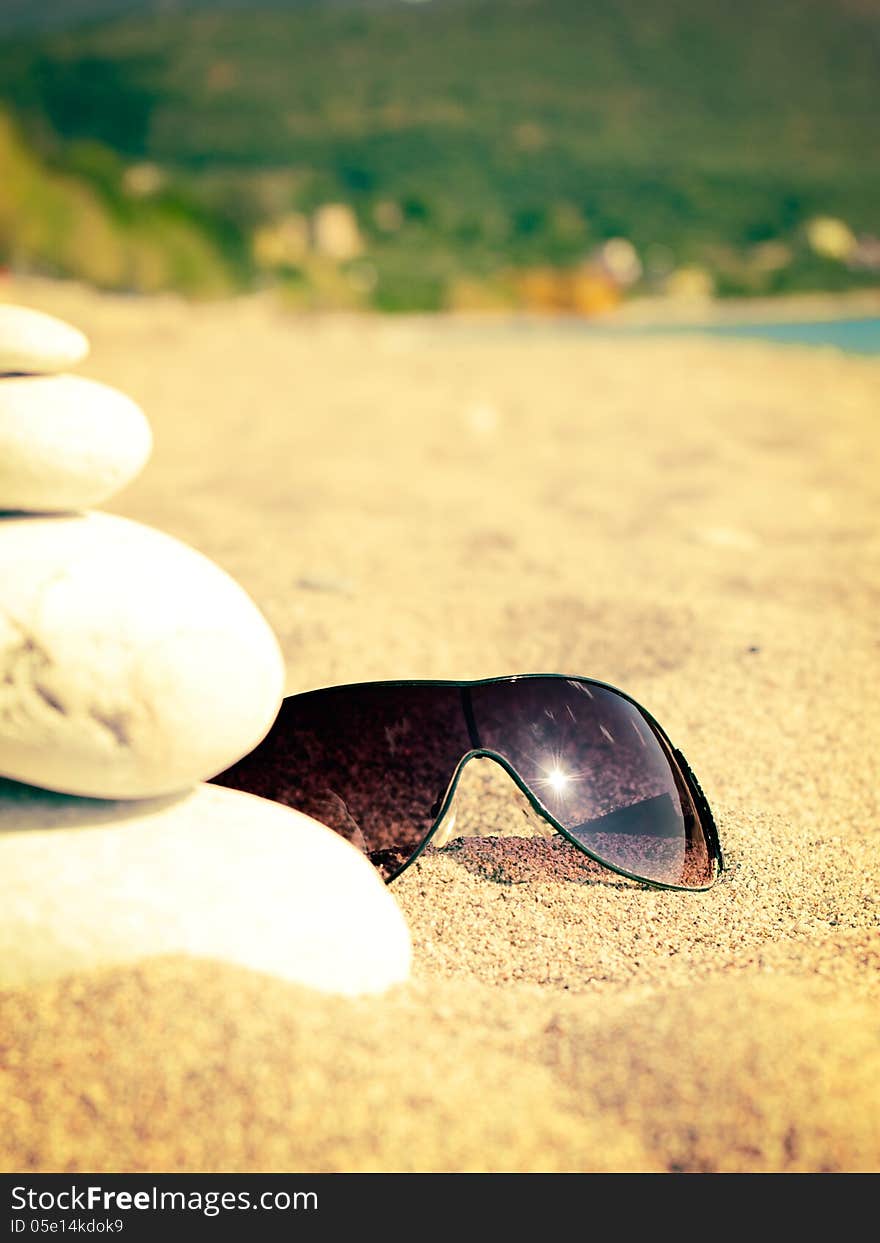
[0,305,151,512]
[0,305,411,996]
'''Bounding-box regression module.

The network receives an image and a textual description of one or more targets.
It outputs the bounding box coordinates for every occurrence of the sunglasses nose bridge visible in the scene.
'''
[425,748,481,850]
[505,770,560,839]
[448,749,559,841]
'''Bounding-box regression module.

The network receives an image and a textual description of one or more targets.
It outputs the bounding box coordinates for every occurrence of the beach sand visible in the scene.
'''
[1,280,878,1172]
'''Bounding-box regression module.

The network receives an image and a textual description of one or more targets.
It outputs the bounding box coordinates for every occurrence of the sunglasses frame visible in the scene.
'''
[287,673,724,892]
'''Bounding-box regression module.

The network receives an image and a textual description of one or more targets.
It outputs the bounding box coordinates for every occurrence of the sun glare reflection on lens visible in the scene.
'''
[528,752,587,804]
[546,766,570,795]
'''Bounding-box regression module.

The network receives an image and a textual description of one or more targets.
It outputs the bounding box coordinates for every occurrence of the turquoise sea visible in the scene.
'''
[662,316,880,355]
[443,315,880,355]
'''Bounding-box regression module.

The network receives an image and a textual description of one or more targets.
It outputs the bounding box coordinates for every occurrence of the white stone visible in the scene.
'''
[0,781,412,997]
[0,375,152,512]
[0,305,89,374]
[0,512,285,798]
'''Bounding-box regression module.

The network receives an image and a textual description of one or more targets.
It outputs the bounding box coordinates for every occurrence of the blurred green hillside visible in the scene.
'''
[1,0,879,308]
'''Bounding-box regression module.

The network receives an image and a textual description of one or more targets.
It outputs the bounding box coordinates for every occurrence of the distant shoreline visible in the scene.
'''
[599,288,880,327]
[433,287,880,328]
[4,274,880,330]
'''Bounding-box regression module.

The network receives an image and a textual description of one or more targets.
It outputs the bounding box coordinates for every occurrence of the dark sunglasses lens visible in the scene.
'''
[470,678,713,888]
[211,684,469,879]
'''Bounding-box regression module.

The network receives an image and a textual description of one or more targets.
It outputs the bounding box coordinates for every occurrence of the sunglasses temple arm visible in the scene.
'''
[673,747,724,873]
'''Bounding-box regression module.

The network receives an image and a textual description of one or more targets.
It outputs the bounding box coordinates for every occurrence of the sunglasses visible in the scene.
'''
[211,675,723,891]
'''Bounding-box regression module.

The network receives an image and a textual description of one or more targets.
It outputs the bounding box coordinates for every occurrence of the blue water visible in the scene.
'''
[679,316,880,355]
[433,314,880,354]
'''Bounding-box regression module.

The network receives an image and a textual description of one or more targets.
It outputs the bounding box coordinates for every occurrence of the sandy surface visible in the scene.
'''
[1,278,878,1172]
